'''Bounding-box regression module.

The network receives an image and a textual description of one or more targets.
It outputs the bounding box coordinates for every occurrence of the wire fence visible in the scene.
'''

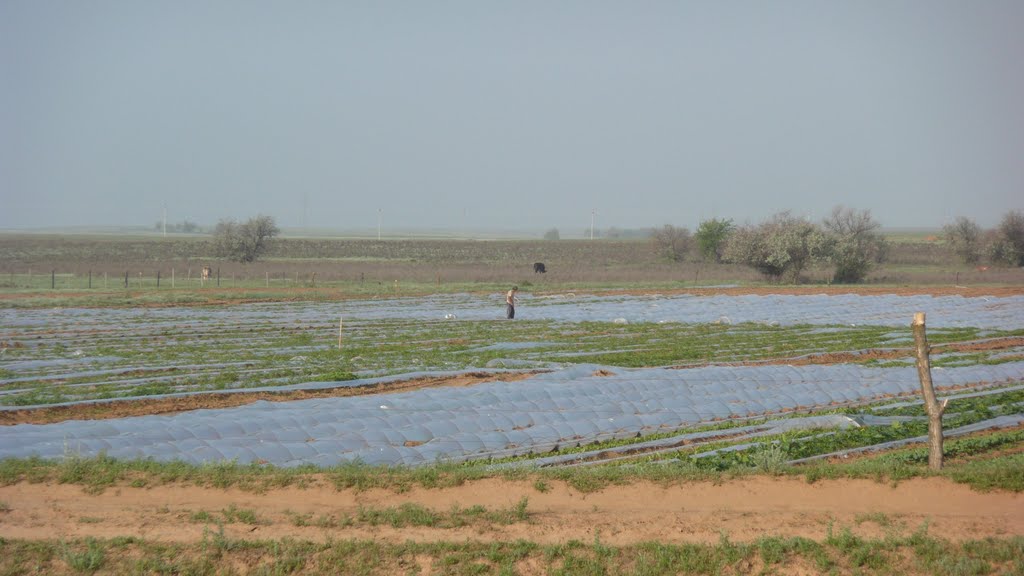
[1,269,374,290]
[2,263,1020,292]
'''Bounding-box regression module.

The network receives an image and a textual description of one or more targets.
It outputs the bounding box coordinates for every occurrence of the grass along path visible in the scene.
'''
[0,475,1021,575]
[1,529,1022,575]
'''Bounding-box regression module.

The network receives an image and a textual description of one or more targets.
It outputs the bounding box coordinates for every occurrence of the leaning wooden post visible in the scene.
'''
[342,313,350,350]
[911,312,948,470]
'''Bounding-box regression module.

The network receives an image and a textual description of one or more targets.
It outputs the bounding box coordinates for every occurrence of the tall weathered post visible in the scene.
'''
[911,312,948,470]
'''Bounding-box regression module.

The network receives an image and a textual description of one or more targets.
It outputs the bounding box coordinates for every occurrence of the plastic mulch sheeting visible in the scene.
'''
[3,293,1024,328]
[1,361,1022,468]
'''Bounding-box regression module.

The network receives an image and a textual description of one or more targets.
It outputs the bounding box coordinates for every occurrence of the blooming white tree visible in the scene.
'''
[723,211,830,283]
[989,210,1024,267]
[823,206,887,283]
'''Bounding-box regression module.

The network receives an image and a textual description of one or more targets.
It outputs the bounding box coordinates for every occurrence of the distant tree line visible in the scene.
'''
[153,220,207,234]
[650,206,887,284]
[649,207,1023,284]
[943,211,1024,267]
[197,208,1024,273]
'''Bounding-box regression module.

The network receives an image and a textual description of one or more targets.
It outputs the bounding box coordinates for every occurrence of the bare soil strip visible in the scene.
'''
[0,477,1020,545]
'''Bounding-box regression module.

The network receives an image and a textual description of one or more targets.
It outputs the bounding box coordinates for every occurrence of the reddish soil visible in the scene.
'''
[0,477,1020,545]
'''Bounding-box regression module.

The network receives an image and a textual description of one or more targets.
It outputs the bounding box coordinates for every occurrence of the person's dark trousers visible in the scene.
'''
[506,304,515,319]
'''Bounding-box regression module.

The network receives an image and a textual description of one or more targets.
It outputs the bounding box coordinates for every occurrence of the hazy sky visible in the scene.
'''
[2,1,1022,233]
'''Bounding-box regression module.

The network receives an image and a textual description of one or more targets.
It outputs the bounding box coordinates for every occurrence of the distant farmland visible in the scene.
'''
[1,232,1019,287]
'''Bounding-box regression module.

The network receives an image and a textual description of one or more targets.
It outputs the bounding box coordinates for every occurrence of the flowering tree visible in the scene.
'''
[989,210,1024,266]
[724,212,830,283]
[823,206,887,283]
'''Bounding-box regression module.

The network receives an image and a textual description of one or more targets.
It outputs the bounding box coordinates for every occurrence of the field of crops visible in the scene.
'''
[2,235,1023,575]
[3,290,1023,470]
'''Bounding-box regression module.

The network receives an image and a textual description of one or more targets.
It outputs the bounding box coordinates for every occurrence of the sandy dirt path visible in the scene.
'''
[1,477,1021,545]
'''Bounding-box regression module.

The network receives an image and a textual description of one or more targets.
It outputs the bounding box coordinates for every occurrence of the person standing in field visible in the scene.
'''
[506,286,518,319]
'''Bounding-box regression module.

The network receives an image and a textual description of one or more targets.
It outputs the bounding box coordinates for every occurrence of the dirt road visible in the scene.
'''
[1,477,1020,545]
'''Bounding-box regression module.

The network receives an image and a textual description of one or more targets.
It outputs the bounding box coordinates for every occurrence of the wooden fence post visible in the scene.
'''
[911,312,948,470]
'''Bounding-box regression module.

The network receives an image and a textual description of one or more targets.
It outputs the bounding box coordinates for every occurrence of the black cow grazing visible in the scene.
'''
[533,262,546,274]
